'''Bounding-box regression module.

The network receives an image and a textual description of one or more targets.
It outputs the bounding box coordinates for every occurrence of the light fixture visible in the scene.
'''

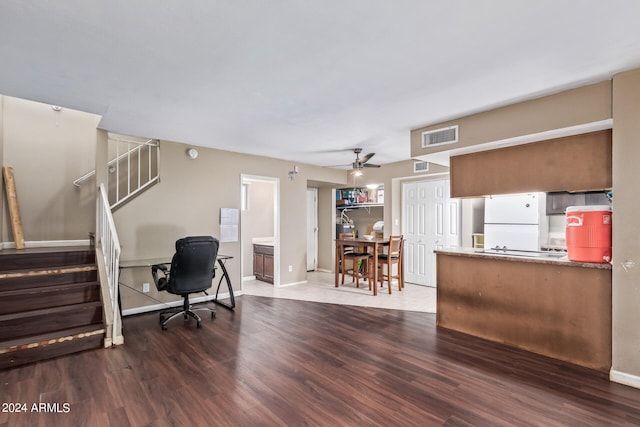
[352,170,363,177]
[366,183,380,190]
[288,165,299,181]
[51,105,62,111]
[186,148,199,159]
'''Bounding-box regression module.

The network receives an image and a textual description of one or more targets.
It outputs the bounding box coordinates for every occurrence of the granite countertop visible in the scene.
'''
[434,248,612,270]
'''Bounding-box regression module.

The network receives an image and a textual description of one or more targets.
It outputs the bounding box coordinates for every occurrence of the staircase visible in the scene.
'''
[0,246,105,369]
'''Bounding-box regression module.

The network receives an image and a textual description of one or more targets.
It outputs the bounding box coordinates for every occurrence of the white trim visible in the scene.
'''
[610,369,640,390]
[104,336,125,347]
[121,290,241,316]
[243,275,257,281]
[315,268,332,274]
[416,119,613,167]
[306,187,318,271]
[0,239,91,250]
[240,174,280,288]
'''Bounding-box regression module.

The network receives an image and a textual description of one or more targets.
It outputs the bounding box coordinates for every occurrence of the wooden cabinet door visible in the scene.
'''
[263,254,274,282]
[253,253,264,278]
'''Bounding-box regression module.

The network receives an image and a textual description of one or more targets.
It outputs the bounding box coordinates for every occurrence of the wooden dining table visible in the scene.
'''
[335,237,389,296]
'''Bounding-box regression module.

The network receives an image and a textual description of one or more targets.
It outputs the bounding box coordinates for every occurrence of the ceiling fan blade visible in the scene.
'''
[363,163,381,168]
[361,152,375,163]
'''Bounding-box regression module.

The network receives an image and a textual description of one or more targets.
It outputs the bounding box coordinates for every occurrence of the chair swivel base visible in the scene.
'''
[159,297,216,330]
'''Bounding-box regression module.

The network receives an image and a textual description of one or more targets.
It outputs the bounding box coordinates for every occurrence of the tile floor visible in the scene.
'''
[242,270,436,313]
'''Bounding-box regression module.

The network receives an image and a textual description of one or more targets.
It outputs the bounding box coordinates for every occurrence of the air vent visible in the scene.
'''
[421,125,458,147]
[413,161,429,173]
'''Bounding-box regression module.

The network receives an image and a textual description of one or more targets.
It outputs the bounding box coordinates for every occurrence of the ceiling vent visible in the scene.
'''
[421,125,459,148]
[413,161,429,173]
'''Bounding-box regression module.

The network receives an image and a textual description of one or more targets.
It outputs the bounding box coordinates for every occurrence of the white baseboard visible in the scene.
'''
[610,369,640,389]
[315,268,332,273]
[243,275,257,281]
[1,239,91,250]
[121,291,239,317]
[278,280,308,288]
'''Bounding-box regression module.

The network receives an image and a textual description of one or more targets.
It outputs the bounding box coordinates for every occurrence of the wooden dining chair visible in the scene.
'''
[339,234,371,289]
[376,235,404,294]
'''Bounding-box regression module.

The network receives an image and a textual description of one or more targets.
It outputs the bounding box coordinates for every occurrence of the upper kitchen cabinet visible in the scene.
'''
[450,130,612,198]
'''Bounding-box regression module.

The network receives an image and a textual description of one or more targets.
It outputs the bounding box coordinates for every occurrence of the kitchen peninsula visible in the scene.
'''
[435,248,612,372]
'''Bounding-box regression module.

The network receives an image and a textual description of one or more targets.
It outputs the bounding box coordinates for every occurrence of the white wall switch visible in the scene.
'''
[143,282,150,293]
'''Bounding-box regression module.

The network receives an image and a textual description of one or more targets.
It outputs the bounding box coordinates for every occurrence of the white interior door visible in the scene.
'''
[403,182,428,285]
[306,188,318,271]
[403,179,460,287]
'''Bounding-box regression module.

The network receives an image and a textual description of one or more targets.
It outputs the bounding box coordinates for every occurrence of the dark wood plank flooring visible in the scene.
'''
[1,295,640,426]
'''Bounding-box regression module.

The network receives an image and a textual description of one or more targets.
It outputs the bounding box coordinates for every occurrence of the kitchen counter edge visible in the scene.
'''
[434,248,612,270]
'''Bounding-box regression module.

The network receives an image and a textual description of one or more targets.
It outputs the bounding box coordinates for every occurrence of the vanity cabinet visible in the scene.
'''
[253,244,274,284]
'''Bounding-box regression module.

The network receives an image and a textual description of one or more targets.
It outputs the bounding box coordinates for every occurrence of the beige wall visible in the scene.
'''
[316,186,336,271]
[114,140,347,310]
[1,96,101,244]
[612,69,640,381]
[411,81,612,158]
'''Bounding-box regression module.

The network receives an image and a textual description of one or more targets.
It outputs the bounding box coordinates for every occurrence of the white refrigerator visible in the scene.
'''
[484,193,548,251]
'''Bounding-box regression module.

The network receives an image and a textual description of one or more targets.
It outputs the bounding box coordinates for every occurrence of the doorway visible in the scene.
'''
[240,175,280,287]
[306,188,318,271]
[402,178,460,287]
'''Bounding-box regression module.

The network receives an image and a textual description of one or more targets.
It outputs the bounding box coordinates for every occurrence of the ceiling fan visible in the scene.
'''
[350,148,381,170]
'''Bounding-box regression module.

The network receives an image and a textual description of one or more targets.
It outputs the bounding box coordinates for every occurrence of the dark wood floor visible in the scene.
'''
[1,295,640,426]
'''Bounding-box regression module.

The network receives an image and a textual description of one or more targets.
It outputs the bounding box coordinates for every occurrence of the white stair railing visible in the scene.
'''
[96,183,122,346]
[74,136,159,209]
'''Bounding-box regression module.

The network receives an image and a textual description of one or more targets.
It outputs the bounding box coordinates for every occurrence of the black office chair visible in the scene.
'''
[152,236,219,330]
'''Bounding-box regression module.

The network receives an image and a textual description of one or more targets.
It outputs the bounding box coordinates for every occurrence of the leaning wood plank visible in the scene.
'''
[2,166,25,249]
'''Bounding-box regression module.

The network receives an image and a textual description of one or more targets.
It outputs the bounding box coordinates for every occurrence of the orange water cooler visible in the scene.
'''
[565,206,612,263]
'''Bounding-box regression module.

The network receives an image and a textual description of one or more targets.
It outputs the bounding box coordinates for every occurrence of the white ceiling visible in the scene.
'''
[1,1,640,168]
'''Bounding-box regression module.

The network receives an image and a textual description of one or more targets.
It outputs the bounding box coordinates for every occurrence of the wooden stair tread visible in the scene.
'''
[0,268,98,291]
[0,324,105,354]
[0,247,95,272]
[0,300,102,322]
[0,280,99,297]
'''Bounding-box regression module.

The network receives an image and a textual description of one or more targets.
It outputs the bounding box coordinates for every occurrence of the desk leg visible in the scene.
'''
[335,241,339,288]
[213,259,235,310]
[372,243,378,296]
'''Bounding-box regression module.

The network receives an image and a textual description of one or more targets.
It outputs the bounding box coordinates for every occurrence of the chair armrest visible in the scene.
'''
[152,264,170,291]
